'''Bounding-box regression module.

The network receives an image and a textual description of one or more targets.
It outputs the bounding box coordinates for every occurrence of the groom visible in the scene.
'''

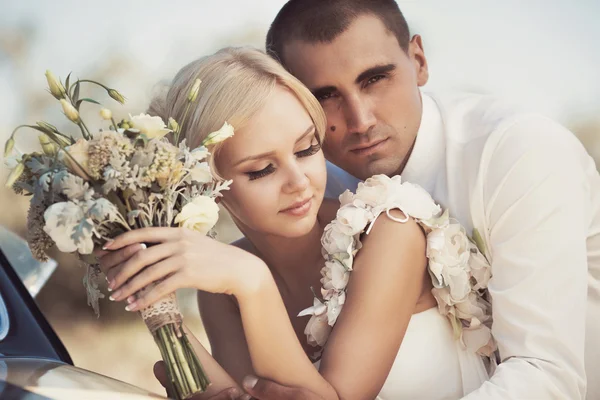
[240,0,600,399]
[157,0,600,398]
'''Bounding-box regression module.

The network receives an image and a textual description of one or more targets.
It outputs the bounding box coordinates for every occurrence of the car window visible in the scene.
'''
[0,293,8,341]
[0,226,57,298]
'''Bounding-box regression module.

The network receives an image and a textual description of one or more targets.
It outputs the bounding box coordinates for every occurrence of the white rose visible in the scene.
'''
[326,259,350,290]
[60,139,91,180]
[304,314,332,347]
[427,224,472,302]
[321,222,354,255]
[174,196,219,235]
[326,294,344,325]
[387,181,440,220]
[189,162,212,183]
[336,205,371,236]
[354,174,392,207]
[130,113,171,139]
[338,190,355,207]
[468,244,492,290]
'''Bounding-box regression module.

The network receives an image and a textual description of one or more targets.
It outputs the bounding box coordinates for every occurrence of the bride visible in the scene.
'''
[97,47,492,400]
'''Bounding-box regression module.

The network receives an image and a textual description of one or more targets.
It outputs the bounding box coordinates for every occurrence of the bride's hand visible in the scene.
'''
[96,227,269,311]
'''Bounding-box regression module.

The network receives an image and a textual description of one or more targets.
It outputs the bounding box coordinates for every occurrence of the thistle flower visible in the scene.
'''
[45,70,66,99]
[188,79,201,102]
[60,99,80,123]
[100,108,113,120]
[108,89,126,104]
[27,200,55,262]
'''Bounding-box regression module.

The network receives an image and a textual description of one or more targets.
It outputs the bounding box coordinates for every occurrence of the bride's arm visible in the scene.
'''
[317,211,428,399]
[101,216,426,400]
[234,211,427,399]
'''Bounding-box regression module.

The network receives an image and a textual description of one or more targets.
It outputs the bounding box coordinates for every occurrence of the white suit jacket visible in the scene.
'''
[325,92,600,399]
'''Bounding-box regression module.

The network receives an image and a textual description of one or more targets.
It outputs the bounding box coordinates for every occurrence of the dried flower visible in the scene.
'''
[130,113,171,140]
[60,139,91,179]
[100,108,113,120]
[202,122,234,146]
[38,134,58,156]
[168,117,179,133]
[45,70,66,99]
[60,99,80,123]
[108,89,126,104]
[5,161,24,188]
[188,79,201,102]
[4,137,15,157]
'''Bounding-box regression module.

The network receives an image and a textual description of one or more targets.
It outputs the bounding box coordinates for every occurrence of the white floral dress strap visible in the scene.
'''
[299,174,497,364]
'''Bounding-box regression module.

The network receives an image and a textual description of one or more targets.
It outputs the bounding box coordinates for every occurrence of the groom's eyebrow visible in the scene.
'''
[234,125,315,166]
[355,63,396,83]
[310,64,397,97]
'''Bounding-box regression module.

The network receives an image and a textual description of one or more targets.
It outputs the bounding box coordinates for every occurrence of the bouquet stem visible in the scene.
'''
[153,323,211,399]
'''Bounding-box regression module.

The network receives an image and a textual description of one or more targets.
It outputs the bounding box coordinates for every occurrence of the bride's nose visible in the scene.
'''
[282,163,309,194]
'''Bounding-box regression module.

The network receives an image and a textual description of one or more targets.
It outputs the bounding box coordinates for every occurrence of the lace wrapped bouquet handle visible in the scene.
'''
[4,71,234,399]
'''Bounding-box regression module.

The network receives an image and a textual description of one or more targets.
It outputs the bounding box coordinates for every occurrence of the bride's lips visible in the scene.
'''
[350,138,389,156]
[280,197,313,217]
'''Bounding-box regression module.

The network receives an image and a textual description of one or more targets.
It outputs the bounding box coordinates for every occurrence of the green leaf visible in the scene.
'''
[72,82,81,105]
[472,228,487,257]
[65,72,72,93]
[76,98,101,110]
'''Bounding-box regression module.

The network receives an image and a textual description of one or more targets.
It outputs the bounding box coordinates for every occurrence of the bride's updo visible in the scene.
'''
[148,47,326,173]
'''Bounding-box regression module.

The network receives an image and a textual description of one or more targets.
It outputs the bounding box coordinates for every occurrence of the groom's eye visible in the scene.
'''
[364,74,385,87]
[246,164,275,181]
[313,89,336,102]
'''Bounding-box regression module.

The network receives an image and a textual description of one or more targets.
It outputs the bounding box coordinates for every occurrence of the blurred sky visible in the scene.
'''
[0,0,599,147]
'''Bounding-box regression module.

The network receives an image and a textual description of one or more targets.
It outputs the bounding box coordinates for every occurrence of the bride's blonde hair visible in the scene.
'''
[148,47,327,175]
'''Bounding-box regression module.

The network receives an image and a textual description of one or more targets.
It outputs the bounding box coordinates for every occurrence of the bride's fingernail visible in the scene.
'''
[243,375,258,390]
[126,296,135,304]
[102,239,114,250]
[110,290,121,300]
[140,243,147,250]
[125,302,137,312]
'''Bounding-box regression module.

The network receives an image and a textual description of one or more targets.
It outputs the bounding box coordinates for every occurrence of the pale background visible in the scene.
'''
[0,0,598,396]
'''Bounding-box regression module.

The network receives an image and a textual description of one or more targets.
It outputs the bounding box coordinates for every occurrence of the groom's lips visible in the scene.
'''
[350,138,389,156]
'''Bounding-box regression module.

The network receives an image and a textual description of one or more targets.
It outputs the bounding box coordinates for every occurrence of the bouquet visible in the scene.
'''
[4,71,234,399]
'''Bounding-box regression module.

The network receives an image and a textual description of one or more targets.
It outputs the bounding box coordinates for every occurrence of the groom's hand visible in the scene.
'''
[153,361,243,400]
[242,375,324,400]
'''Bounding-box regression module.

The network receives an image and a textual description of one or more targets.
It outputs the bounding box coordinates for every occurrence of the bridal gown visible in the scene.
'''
[314,307,489,399]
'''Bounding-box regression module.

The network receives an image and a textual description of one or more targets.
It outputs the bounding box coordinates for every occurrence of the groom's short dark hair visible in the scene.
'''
[266,0,411,66]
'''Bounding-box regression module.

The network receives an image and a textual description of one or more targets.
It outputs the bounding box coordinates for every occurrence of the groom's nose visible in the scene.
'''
[343,93,376,136]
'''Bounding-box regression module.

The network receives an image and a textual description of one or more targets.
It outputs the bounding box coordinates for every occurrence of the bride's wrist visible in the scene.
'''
[233,257,275,302]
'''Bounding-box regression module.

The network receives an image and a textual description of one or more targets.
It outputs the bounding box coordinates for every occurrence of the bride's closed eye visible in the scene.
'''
[245,140,322,181]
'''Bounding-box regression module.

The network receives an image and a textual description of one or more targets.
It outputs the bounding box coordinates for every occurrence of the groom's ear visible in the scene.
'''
[408,34,429,87]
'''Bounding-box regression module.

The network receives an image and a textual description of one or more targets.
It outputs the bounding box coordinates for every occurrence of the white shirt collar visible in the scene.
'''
[400,92,445,194]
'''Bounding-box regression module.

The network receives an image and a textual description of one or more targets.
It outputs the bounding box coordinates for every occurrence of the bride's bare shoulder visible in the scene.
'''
[230,236,258,256]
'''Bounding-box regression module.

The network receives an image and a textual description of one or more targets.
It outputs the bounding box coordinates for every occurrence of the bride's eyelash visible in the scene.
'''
[296,142,321,158]
[247,164,275,181]
[245,141,321,181]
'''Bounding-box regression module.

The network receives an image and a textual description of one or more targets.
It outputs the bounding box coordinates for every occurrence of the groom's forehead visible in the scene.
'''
[281,15,403,86]
[283,40,400,90]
